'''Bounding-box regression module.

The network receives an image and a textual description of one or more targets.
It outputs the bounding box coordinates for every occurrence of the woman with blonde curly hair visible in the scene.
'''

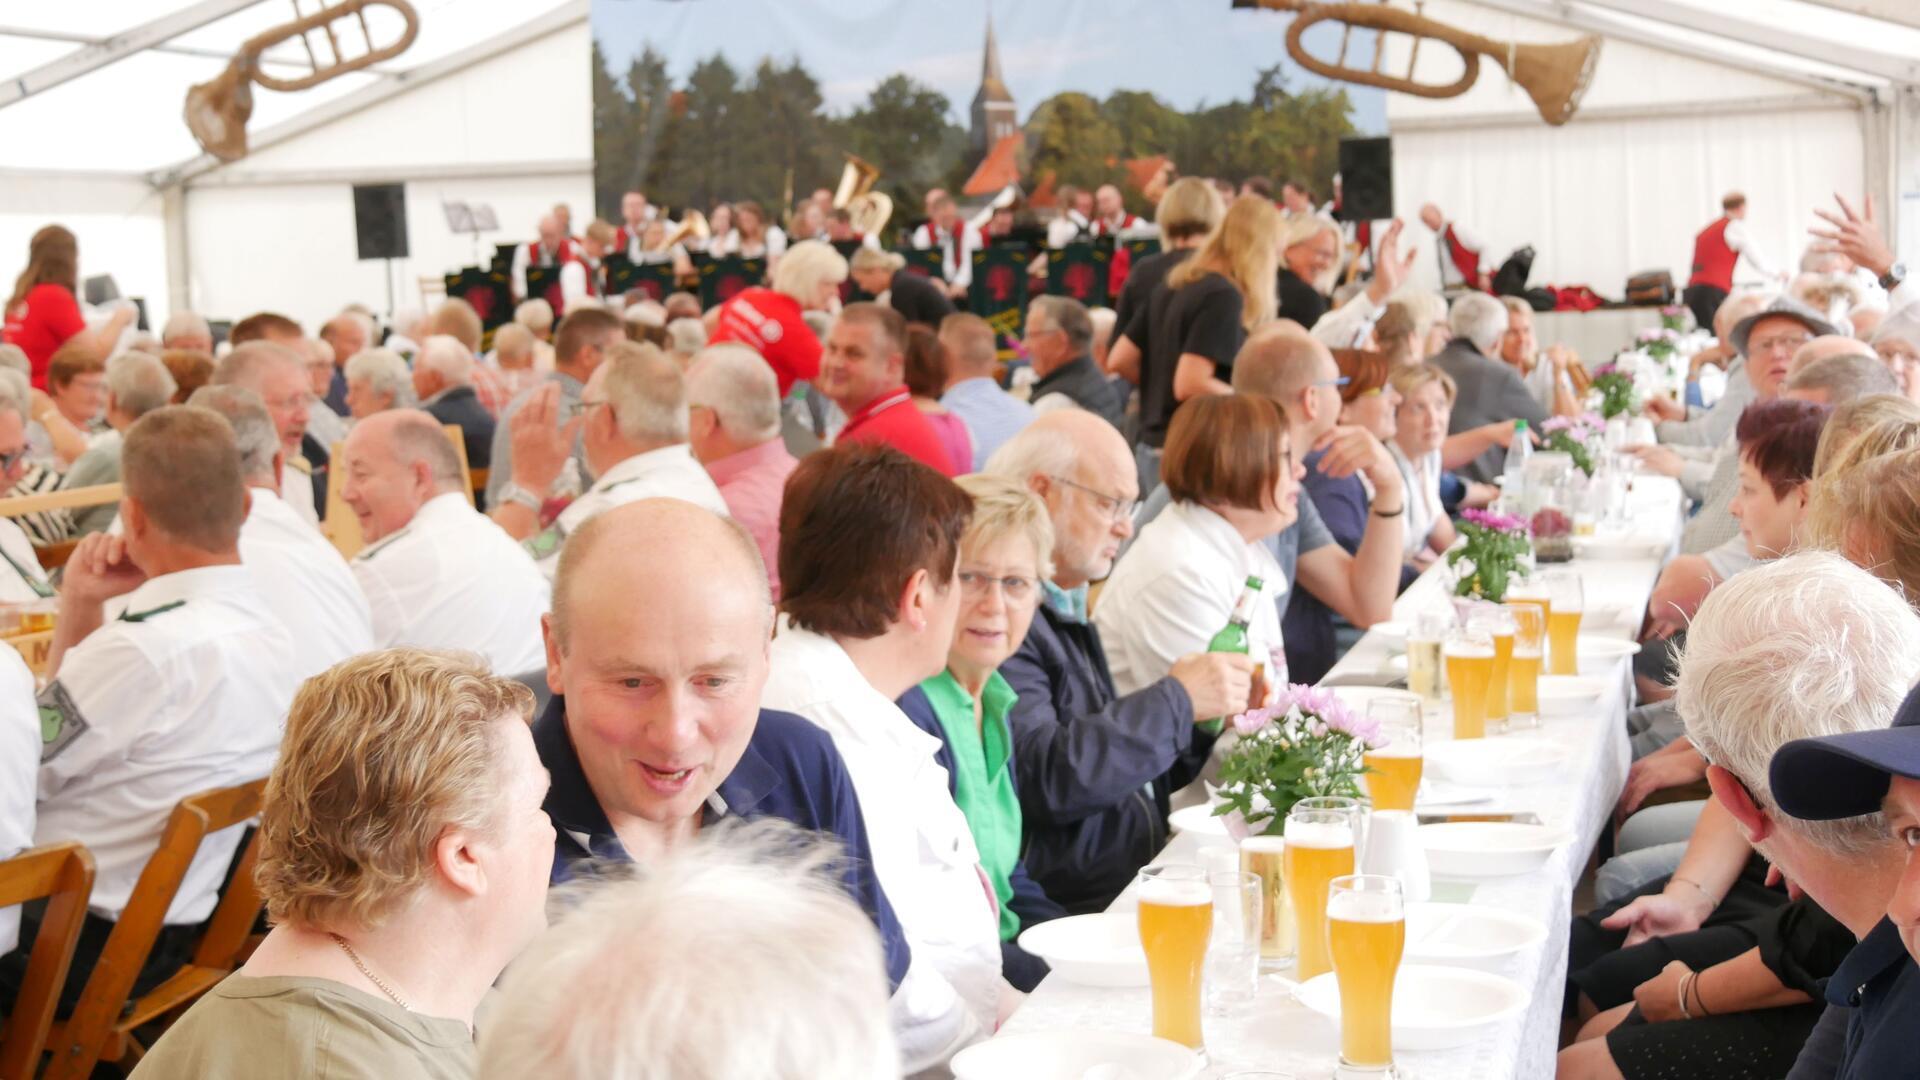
[134,650,553,1078]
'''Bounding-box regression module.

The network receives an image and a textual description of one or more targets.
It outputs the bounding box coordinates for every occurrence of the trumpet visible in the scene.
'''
[1231,0,1599,126]
[185,0,422,161]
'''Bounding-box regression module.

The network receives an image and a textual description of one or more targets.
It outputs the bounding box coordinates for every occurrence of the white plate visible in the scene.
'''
[1404,902,1549,969]
[1167,803,1232,840]
[1424,739,1568,787]
[1015,914,1149,988]
[1415,781,1497,810]
[1538,675,1608,716]
[1371,619,1411,644]
[1292,965,1530,1051]
[1579,635,1642,661]
[1419,821,1571,878]
[950,1030,1204,1080]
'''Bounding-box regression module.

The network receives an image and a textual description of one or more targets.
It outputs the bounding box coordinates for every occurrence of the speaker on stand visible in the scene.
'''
[353,183,410,322]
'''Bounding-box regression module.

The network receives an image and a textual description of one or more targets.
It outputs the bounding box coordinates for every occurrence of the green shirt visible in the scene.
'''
[920,669,1025,941]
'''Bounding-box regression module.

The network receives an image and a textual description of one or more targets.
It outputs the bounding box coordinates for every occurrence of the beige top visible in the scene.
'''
[129,974,475,1080]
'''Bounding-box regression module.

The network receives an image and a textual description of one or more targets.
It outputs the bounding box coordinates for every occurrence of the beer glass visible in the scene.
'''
[1362,697,1423,812]
[1284,806,1356,981]
[1328,874,1406,1075]
[1240,835,1294,966]
[1442,626,1495,740]
[1137,864,1213,1049]
[1543,571,1585,676]
[1206,870,1262,1017]
[1469,607,1516,732]
[1404,612,1449,704]
[1504,601,1546,729]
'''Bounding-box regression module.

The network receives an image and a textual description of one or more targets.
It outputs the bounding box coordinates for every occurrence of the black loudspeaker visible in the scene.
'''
[352,183,409,260]
[1337,137,1393,222]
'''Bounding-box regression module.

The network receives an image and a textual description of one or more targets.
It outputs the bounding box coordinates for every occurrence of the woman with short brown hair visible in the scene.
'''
[1094,393,1302,697]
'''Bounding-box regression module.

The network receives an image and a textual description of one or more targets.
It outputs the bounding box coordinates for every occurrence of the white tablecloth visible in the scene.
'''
[1000,477,1685,1079]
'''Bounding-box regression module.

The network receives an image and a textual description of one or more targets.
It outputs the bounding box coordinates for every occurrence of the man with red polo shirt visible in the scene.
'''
[822,303,956,476]
[1684,191,1784,332]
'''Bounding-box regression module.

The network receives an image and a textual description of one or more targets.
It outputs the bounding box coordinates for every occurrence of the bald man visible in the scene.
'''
[340,410,550,675]
[533,499,979,1074]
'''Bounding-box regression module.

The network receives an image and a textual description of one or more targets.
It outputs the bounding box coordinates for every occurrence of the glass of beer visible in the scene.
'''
[1543,571,1585,676]
[1239,834,1294,967]
[1362,697,1423,812]
[1328,874,1407,1075]
[1284,806,1356,981]
[1442,626,1495,740]
[1469,606,1516,733]
[1404,612,1449,704]
[1504,601,1546,729]
[1137,865,1213,1050]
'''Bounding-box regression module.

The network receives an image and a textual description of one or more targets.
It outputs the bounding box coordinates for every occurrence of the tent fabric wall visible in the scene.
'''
[0,172,169,334]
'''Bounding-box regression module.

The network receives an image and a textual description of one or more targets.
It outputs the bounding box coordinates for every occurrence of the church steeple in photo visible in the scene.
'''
[969,13,1017,160]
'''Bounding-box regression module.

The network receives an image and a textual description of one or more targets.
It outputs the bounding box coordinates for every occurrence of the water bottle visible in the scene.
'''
[1501,419,1532,514]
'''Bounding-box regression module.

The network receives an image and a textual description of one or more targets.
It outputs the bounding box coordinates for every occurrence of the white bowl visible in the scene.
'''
[949,1031,1204,1080]
[1017,913,1149,988]
[1538,675,1608,716]
[1292,964,1530,1051]
[1423,739,1568,786]
[1167,803,1232,840]
[1404,902,1549,969]
[1419,821,1571,878]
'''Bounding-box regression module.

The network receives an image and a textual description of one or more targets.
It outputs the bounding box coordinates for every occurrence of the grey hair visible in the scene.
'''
[106,350,179,419]
[187,385,280,483]
[1030,295,1093,352]
[0,344,28,378]
[985,418,1082,483]
[0,369,29,422]
[213,340,304,390]
[1678,550,1920,855]
[1785,353,1899,404]
[602,342,689,444]
[161,310,211,346]
[770,240,849,306]
[492,323,535,361]
[387,410,466,492]
[1448,292,1510,354]
[415,335,475,387]
[686,344,780,443]
[477,820,897,1080]
[666,317,708,357]
[514,298,555,335]
[345,348,418,410]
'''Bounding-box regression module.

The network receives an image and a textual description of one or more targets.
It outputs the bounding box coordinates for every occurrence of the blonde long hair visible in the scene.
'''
[1168,195,1280,331]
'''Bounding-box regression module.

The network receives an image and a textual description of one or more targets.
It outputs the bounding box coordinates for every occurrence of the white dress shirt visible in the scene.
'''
[242,486,375,681]
[1721,218,1778,279]
[352,492,550,676]
[762,621,999,1046]
[37,566,299,923]
[1093,500,1286,696]
[279,460,321,531]
[0,517,52,604]
[1389,442,1445,560]
[528,445,730,577]
[0,647,34,952]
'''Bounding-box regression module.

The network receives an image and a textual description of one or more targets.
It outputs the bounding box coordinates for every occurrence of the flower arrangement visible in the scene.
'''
[1590,363,1639,420]
[1541,412,1604,476]
[1447,508,1532,602]
[1213,684,1382,836]
[1636,326,1681,361]
[1659,305,1688,333]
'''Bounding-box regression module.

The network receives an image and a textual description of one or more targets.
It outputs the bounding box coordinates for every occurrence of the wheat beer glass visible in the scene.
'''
[1504,601,1546,729]
[1240,835,1294,966]
[1137,865,1213,1049]
[1543,571,1585,676]
[1443,626,1495,740]
[1361,697,1424,812]
[1404,612,1449,704]
[1328,874,1406,1074]
[1284,807,1356,981]
[1469,606,1516,732]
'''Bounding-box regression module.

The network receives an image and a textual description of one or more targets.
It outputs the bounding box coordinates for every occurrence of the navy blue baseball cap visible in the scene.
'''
[1771,682,1920,820]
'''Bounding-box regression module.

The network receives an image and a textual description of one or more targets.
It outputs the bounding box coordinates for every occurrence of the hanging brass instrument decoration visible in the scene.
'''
[1231,0,1600,126]
[185,0,422,161]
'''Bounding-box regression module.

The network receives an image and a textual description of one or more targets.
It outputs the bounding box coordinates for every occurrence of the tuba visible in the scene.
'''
[185,0,422,161]
[663,210,711,250]
[833,153,893,238]
[1231,0,1600,126]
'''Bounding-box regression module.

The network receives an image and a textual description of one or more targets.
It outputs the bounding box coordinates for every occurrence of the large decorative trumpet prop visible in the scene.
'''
[1231,0,1599,126]
[185,0,422,161]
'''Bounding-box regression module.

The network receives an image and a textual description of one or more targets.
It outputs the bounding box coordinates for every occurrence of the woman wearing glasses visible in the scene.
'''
[898,474,1066,992]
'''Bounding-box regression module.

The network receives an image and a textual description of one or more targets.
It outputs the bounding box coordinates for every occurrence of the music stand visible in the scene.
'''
[443,200,500,263]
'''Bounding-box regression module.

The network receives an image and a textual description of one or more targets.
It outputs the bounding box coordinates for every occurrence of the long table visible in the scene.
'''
[1000,476,1685,1078]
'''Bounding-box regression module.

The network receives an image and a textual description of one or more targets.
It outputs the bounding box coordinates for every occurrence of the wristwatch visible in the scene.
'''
[498,482,543,512]
[1880,262,1905,291]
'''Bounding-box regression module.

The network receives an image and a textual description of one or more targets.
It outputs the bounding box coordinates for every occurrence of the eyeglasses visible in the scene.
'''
[958,570,1037,600]
[1049,474,1138,524]
[1312,376,1352,388]
[1750,333,1812,355]
[0,448,25,474]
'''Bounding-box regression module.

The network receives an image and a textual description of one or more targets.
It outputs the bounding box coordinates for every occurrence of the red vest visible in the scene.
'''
[1091,213,1140,237]
[1442,225,1482,289]
[525,238,579,268]
[915,221,984,280]
[1689,216,1737,291]
[613,225,647,261]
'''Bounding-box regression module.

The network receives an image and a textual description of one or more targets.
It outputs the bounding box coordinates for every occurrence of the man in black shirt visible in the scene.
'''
[848,248,955,330]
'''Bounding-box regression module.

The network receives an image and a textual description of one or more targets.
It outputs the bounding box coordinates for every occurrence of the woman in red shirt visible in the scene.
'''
[3,225,131,390]
[709,240,848,397]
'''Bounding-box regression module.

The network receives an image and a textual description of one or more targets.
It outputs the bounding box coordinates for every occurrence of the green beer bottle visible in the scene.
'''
[1200,576,1265,733]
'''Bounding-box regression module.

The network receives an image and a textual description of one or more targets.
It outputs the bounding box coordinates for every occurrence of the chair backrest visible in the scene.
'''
[0,842,94,1080]
[41,780,264,1080]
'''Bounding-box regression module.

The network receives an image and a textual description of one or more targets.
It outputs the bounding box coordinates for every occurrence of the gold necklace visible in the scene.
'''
[329,933,411,1010]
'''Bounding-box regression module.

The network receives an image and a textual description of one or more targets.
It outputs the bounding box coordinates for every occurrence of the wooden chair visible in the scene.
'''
[322,425,475,559]
[0,843,94,1080]
[41,780,266,1080]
